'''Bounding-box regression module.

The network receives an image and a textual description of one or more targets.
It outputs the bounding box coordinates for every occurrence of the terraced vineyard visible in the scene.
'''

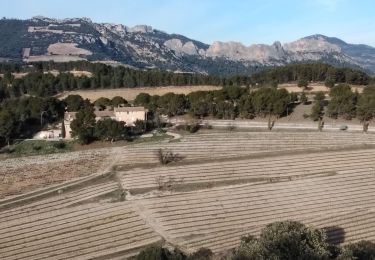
[131,160,375,253]
[0,179,162,260]
[120,149,375,192]
[2,130,375,259]
[114,131,375,168]
[0,148,119,198]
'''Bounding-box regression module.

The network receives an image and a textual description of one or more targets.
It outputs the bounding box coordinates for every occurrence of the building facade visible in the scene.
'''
[63,107,148,139]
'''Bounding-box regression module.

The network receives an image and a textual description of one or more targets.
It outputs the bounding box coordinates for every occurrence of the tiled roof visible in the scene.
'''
[64,106,146,122]
[114,107,148,112]
[64,111,115,120]
[94,111,115,117]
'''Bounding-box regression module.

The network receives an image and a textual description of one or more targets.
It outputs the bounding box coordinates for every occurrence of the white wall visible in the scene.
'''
[115,111,146,126]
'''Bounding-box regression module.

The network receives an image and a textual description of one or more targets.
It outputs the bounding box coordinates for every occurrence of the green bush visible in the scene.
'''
[232,221,330,260]
[135,245,212,260]
[175,123,200,133]
[32,145,42,151]
[53,141,66,149]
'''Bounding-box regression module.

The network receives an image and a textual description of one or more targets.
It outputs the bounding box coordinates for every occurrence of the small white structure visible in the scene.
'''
[63,107,148,139]
[33,129,62,140]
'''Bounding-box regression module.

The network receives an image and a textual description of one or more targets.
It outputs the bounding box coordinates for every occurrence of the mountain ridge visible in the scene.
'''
[0,16,374,75]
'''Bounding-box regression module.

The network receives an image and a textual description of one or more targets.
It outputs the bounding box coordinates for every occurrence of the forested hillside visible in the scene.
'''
[0,62,372,101]
[0,61,374,146]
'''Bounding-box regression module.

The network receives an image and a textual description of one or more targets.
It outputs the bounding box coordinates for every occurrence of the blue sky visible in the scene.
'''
[2,0,375,46]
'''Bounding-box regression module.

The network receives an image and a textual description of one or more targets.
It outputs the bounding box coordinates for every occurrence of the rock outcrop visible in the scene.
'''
[0,17,374,75]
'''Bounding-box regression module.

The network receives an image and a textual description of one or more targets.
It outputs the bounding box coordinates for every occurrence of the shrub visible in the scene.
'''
[187,123,200,133]
[298,79,309,89]
[300,93,308,104]
[232,221,330,260]
[53,141,66,149]
[135,245,212,260]
[338,241,375,260]
[32,145,42,151]
[157,149,182,165]
[188,248,213,260]
[175,123,200,133]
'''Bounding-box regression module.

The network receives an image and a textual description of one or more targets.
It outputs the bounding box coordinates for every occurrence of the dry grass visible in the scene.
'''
[25,55,87,63]
[47,43,92,56]
[57,85,222,101]
[279,83,365,93]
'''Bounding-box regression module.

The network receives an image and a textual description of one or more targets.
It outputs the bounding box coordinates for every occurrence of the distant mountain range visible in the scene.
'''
[0,16,375,75]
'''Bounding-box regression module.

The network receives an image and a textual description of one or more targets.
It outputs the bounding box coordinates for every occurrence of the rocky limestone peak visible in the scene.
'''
[64,17,92,24]
[31,16,57,23]
[129,25,153,33]
[2,16,375,74]
[164,39,199,56]
[205,41,286,62]
[31,16,92,24]
[284,35,341,53]
[273,41,283,51]
[101,23,128,37]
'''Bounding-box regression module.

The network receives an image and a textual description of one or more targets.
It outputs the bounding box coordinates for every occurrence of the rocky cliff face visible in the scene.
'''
[0,17,374,75]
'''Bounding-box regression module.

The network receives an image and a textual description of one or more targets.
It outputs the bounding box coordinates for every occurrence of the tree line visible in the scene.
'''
[3,83,375,146]
[133,220,375,260]
[134,86,294,122]
[0,61,224,100]
[1,62,375,146]
[0,62,373,102]
[249,63,371,86]
[0,96,64,145]
[307,84,375,131]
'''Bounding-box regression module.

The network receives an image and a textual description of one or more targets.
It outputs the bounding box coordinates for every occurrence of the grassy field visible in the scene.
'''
[57,85,222,101]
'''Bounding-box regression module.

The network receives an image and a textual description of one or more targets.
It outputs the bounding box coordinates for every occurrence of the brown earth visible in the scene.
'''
[0,149,114,198]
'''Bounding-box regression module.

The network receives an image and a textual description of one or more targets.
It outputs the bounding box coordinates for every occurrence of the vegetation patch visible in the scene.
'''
[1,140,71,157]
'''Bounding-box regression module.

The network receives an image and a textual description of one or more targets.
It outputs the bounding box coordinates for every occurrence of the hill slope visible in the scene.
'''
[0,17,375,75]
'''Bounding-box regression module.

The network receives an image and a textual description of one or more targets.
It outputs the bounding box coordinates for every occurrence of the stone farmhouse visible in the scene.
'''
[64,107,148,139]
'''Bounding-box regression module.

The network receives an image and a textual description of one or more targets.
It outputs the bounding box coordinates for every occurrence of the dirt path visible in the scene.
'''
[130,199,187,251]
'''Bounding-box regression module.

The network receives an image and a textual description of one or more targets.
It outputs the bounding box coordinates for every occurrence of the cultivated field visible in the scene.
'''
[57,85,222,101]
[2,130,375,259]
[0,148,119,198]
[0,179,162,259]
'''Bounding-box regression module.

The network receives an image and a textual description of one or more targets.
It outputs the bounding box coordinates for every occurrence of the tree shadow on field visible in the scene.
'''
[324,226,346,245]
